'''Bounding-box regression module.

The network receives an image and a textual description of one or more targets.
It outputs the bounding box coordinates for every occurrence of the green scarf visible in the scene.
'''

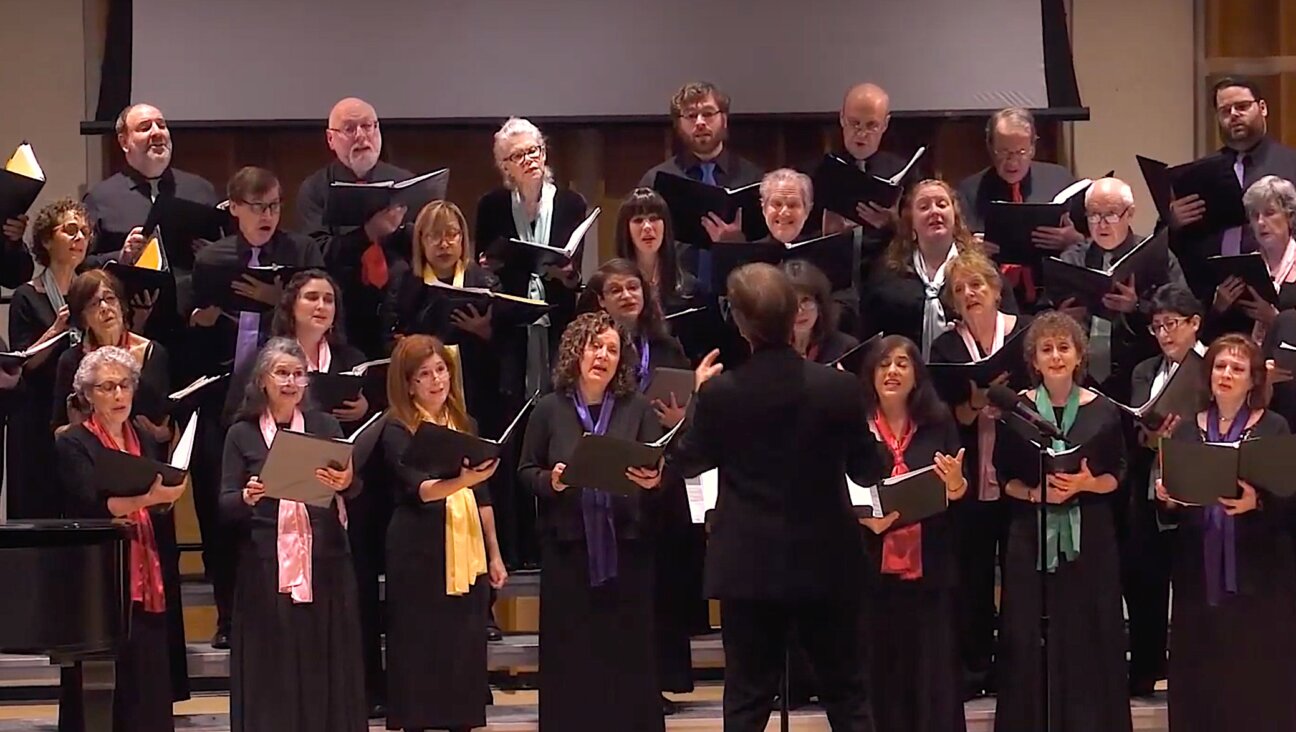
[1034,385,1082,572]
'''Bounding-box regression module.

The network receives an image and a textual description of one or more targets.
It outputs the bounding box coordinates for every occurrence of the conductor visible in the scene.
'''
[671,262,876,731]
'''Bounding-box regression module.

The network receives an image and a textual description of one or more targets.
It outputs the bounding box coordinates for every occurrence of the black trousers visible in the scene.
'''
[952,497,1009,689]
[346,465,391,708]
[492,404,539,567]
[720,597,874,732]
[193,404,235,631]
[1121,494,1173,686]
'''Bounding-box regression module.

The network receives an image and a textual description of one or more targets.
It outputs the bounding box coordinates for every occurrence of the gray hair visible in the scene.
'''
[492,117,554,189]
[759,168,814,210]
[72,346,140,406]
[1243,175,1296,224]
[1084,177,1135,208]
[234,337,314,421]
[985,107,1036,148]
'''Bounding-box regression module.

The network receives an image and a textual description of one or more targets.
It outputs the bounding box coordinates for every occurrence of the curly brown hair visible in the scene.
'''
[884,179,981,273]
[1023,310,1089,385]
[31,198,89,266]
[552,311,638,398]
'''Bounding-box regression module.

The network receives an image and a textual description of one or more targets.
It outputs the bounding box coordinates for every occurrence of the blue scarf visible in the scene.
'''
[1203,403,1246,607]
[571,391,618,586]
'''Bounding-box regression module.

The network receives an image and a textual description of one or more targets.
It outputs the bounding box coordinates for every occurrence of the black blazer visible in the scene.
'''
[860,258,1020,344]
[669,346,878,601]
[517,390,662,543]
[955,161,1077,234]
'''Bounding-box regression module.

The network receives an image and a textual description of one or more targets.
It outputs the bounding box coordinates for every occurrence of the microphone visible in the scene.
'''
[987,384,1066,443]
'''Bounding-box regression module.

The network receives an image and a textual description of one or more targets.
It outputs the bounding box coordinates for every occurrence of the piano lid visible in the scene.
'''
[0,519,126,548]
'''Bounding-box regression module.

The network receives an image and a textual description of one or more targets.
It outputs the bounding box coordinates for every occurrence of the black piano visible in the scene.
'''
[0,520,128,732]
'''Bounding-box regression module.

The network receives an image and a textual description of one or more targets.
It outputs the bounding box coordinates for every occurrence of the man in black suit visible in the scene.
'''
[1169,77,1296,297]
[671,263,875,732]
[296,96,413,358]
[0,218,33,287]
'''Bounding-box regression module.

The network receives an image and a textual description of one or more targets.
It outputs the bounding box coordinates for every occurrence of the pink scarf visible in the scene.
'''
[304,338,332,373]
[260,410,316,604]
[957,312,1008,501]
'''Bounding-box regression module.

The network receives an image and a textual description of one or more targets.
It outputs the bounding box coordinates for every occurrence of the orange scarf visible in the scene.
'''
[874,414,924,580]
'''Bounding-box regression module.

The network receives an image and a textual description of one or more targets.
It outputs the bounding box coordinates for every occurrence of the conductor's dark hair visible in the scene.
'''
[235,337,316,421]
[1212,76,1265,107]
[614,188,688,301]
[859,335,950,427]
[583,258,670,342]
[781,259,837,349]
[270,269,348,347]
[1148,284,1203,320]
[227,166,280,202]
[726,263,796,350]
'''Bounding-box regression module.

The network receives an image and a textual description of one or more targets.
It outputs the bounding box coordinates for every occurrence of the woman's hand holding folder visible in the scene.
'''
[859,511,900,535]
[314,458,354,493]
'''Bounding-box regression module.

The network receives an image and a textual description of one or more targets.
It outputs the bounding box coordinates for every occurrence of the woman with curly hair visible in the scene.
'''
[517,311,666,731]
[861,179,1017,359]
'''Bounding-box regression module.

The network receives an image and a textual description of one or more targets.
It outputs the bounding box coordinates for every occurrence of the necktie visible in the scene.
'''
[1221,154,1247,256]
[1009,181,1024,204]
[696,162,719,294]
[699,162,718,186]
[233,247,262,371]
[1089,250,1114,384]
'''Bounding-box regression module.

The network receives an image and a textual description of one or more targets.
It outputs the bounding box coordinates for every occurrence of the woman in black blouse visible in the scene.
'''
[992,311,1130,732]
[782,259,860,367]
[1156,334,1296,732]
[55,346,188,732]
[8,198,83,518]
[517,311,665,731]
[856,334,968,732]
[52,270,170,439]
[381,334,506,732]
[861,179,1015,359]
[928,249,1032,698]
[219,338,366,732]
[1209,175,1296,339]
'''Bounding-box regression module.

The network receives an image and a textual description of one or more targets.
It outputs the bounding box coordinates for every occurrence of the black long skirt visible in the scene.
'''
[6,384,59,518]
[385,543,489,730]
[539,537,663,732]
[993,503,1132,732]
[866,581,966,732]
[1167,527,1296,732]
[230,551,368,732]
[653,475,706,694]
[114,605,175,732]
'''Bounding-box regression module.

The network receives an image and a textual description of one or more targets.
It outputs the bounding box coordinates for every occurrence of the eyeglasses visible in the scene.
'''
[797,297,819,312]
[505,145,545,165]
[1217,99,1257,117]
[92,380,135,395]
[423,228,463,243]
[91,292,120,310]
[57,222,93,239]
[413,367,449,384]
[680,108,722,123]
[1085,207,1131,225]
[603,281,643,298]
[328,120,379,138]
[1147,317,1189,336]
[991,146,1034,161]
[238,200,282,215]
[842,118,886,134]
[269,371,309,387]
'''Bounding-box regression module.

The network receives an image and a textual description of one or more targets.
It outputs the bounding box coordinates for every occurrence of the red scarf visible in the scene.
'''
[83,415,166,612]
[874,414,924,580]
[999,181,1037,304]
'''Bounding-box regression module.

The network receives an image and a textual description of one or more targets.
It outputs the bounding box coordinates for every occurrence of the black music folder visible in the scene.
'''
[309,359,390,412]
[709,231,855,292]
[193,261,302,313]
[1274,342,1296,374]
[927,329,1027,404]
[419,280,552,332]
[811,147,925,224]
[561,420,684,497]
[96,410,199,498]
[0,330,68,370]
[852,465,948,527]
[260,411,386,508]
[1105,351,1205,429]
[1161,440,1242,505]
[324,168,450,228]
[401,394,537,476]
[1237,434,1296,498]
[652,172,767,245]
[105,261,172,297]
[166,373,228,414]
[0,142,44,222]
[484,207,600,270]
[1137,153,1247,236]
[643,367,694,408]
[1041,229,1170,312]
[1204,252,1279,305]
[983,176,1100,265]
[825,335,874,374]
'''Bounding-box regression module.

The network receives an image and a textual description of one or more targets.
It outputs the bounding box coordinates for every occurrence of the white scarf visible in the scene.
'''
[957,312,1008,502]
[512,182,557,394]
[1253,238,1296,343]
[913,242,958,359]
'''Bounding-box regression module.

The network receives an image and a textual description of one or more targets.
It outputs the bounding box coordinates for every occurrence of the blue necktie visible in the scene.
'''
[233,247,262,371]
[696,162,719,293]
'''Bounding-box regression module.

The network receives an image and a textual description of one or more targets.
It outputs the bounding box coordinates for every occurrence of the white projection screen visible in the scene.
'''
[130,0,1063,123]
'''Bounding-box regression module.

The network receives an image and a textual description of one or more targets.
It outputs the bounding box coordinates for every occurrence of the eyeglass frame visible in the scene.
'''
[327,120,379,138]
[1085,206,1132,225]
[504,144,545,165]
[235,199,283,216]
[1147,315,1193,336]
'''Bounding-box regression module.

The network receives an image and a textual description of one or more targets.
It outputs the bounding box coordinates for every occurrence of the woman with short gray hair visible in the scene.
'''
[1214,175,1296,339]
[56,344,189,731]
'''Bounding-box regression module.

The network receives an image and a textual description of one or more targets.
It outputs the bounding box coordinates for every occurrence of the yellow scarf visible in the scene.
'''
[415,402,486,595]
[423,261,468,384]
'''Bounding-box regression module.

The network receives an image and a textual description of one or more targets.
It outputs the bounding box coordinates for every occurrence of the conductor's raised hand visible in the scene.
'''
[626,459,663,490]
[695,349,724,390]
[859,511,900,534]
[459,457,499,487]
[550,462,568,492]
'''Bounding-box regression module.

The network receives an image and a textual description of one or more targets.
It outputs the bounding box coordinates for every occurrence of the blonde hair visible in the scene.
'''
[387,335,473,435]
[941,249,1002,317]
[412,200,473,274]
[884,179,981,272]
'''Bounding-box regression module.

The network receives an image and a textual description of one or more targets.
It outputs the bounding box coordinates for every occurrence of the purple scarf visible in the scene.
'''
[634,336,651,392]
[1203,403,1246,607]
[571,391,618,587]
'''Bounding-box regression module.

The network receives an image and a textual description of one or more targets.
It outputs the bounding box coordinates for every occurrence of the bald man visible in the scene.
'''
[296,97,414,358]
